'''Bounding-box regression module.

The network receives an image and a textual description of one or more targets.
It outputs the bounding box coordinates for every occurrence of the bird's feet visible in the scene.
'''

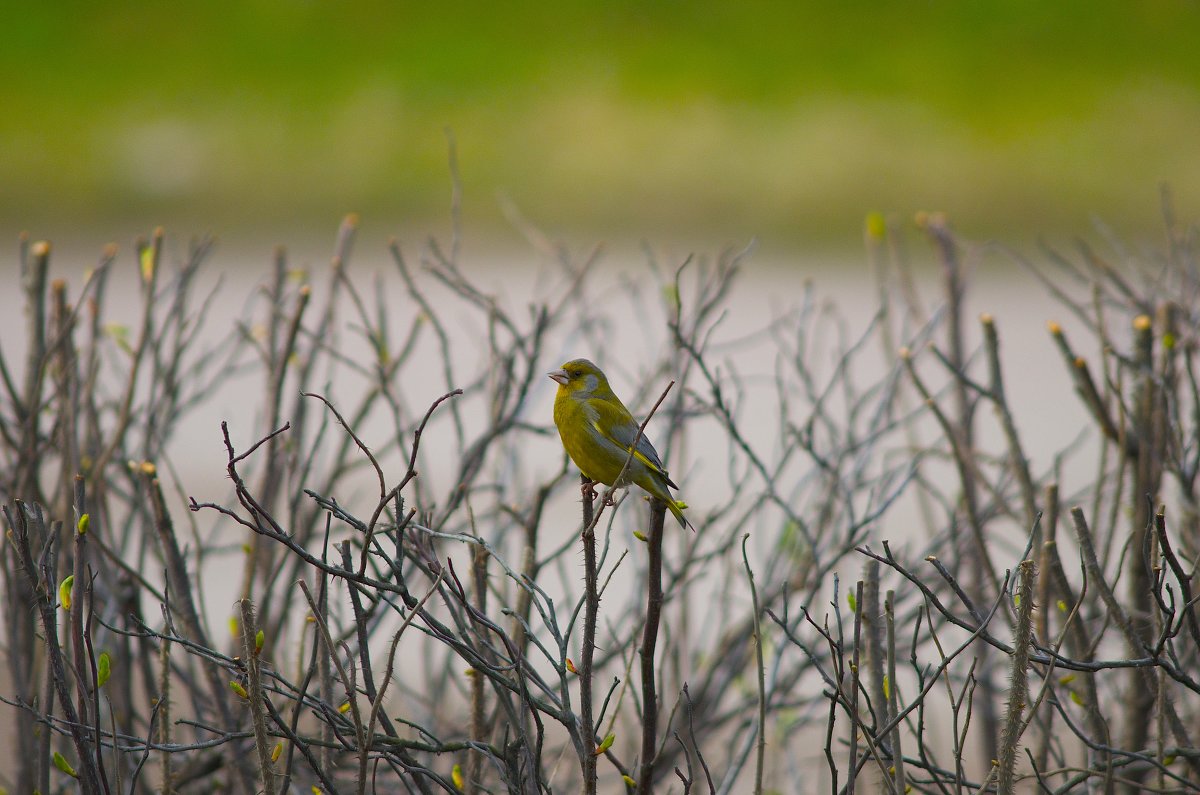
[580,476,597,504]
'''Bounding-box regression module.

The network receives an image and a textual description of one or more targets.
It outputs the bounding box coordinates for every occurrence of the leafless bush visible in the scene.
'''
[3,196,1199,794]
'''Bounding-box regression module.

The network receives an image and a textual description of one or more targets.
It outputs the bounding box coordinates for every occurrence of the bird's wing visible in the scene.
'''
[590,398,678,488]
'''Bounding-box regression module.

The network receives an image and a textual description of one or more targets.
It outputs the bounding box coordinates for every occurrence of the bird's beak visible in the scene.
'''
[548,368,569,385]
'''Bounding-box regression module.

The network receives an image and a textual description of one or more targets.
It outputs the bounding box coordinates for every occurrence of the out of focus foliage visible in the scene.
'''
[4,1,1198,241]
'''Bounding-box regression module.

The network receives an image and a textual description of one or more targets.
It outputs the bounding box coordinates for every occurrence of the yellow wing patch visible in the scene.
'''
[592,420,662,474]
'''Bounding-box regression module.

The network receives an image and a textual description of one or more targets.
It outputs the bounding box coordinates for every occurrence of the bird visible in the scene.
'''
[548,358,688,528]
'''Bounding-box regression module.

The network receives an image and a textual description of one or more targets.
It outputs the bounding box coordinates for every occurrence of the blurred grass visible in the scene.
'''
[3,1,1199,244]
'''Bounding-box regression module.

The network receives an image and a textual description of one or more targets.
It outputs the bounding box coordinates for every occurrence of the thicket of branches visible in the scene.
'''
[2,199,1199,794]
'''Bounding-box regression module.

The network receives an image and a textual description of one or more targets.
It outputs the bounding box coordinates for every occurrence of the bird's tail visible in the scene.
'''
[666,498,690,531]
[645,475,692,530]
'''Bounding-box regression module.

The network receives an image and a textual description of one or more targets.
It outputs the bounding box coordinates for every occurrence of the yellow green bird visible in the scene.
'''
[549,358,688,528]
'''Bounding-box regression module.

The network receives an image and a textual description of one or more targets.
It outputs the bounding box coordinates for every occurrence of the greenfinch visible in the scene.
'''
[549,358,688,528]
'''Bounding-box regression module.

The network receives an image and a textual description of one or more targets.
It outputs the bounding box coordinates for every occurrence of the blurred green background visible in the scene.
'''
[4,1,1199,248]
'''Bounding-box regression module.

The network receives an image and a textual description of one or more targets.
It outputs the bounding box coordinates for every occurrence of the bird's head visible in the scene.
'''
[548,358,609,398]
